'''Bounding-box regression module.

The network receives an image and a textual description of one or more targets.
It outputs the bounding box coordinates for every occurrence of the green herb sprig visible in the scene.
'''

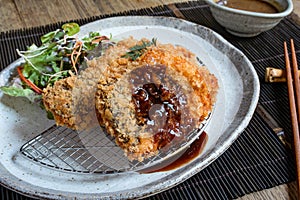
[122,38,157,61]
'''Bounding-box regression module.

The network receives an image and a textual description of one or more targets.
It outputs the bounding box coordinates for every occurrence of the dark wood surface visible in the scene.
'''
[1,0,299,33]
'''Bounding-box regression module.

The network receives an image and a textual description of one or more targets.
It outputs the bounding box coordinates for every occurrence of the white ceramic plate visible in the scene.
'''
[0,16,259,199]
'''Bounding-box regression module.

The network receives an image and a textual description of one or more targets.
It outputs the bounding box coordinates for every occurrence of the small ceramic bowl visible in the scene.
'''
[205,0,294,37]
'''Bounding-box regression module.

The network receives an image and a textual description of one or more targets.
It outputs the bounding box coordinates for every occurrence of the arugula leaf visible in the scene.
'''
[82,32,101,51]
[41,30,64,44]
[41,31,56,44]
[0,86,41,102]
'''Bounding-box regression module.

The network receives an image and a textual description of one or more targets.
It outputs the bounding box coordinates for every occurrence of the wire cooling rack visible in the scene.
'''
[20,118,208,174]
[20,125,130,174]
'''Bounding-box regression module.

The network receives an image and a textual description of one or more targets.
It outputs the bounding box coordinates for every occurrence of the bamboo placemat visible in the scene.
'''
[0,1,298,199]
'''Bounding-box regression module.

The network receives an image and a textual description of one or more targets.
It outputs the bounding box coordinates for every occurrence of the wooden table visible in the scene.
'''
[1,0,300,32]
[1,0,300,199]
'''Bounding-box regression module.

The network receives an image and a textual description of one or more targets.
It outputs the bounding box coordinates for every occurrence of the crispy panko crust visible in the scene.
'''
[43,76,77,129]
[94,37,218,161]
[42,37,219,161]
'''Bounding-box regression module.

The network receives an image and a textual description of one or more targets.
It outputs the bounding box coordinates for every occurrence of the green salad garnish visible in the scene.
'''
[0,22,111,104]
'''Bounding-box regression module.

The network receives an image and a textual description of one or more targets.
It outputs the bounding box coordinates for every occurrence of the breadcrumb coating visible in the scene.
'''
[42,37,219,161]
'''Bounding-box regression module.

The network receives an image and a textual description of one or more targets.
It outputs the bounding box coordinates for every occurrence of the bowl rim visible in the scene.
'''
[204,0,294,18]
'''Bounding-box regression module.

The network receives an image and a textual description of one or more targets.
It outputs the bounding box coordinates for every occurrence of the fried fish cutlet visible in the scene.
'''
[42,37,133,129]
[94,38,219,161]
[95,64,201,161]
[42,37,219,162]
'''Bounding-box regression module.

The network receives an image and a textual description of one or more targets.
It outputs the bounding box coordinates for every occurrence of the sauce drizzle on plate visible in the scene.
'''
[147,131,208,173]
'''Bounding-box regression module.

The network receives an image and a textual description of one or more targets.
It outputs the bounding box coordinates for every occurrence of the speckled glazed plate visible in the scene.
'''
[0,16,259,199]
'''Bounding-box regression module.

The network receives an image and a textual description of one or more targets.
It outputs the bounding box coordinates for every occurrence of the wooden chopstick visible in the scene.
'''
[284,39,300,198]
[291,40,300,121]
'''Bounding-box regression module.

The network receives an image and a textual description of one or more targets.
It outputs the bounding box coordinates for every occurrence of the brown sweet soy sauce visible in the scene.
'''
[129,64,209,173]
[224,0,279,14]
[145,131,208,173]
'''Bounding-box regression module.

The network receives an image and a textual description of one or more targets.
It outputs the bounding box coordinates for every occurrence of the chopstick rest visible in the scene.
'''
[265,67,300,83]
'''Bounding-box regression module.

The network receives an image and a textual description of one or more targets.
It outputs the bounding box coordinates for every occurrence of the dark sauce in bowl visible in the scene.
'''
[225,0,279,13]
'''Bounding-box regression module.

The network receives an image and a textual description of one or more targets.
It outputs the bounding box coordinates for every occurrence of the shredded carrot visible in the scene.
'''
[74,41,82,72]
[69,36,108,75]
[70,40,83,75]
[17,67,43,94]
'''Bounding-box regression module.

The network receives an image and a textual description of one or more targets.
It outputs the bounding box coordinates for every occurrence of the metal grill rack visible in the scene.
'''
[20,117,208,174]
[20,125,131,173]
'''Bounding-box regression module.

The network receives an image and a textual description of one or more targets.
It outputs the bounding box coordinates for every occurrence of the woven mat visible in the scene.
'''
[0,1,298,199]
